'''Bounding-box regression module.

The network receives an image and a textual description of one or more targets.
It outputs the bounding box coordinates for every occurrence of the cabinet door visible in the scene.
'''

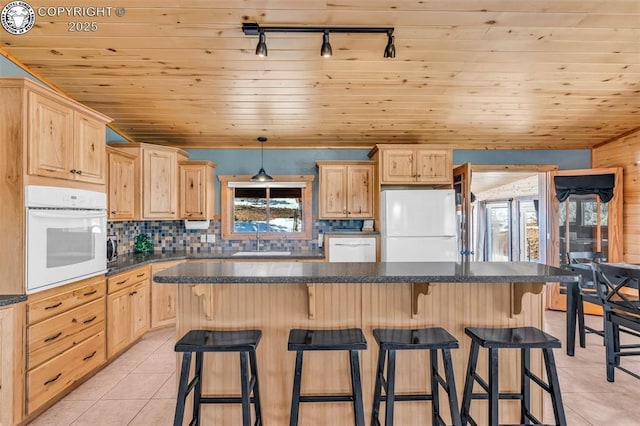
[180,165,206,219]
[74,112,105,184]
[27,91,74,180]
[143,149,177,218]
[380,149,415,183]
[415,149,452,183]
[347,165,374,218]
[130,281,150,341]
[108,151,136,220]
[106,289,131,359]
[319,165,347,218]
[151,261,183,328]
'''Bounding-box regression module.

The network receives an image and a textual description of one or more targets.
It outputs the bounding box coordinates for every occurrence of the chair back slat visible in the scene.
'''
[594,264,640,315]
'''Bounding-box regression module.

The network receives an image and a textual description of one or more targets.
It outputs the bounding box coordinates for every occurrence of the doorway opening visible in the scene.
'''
[471,171,546,263]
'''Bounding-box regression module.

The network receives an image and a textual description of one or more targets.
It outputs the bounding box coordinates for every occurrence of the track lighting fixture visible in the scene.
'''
[255,30,267,57]
[251,136,273,182]
[384,31,395,58]
[320,31,332,57]
[242,22,396,58]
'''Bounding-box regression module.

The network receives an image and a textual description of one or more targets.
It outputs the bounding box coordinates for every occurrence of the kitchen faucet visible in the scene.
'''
[255,226,261,251]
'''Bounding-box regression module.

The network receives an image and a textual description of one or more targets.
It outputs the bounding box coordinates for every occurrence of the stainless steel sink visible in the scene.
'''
[231,251,292,257]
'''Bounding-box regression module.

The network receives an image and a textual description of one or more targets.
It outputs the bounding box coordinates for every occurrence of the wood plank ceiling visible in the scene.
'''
[1,0,638,149]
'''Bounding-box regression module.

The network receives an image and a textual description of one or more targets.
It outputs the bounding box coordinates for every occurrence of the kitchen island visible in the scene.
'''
[154,261,577,425]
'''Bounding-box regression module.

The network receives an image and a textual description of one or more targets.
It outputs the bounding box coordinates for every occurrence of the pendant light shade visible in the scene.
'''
[320,31,332,57]
[251,137,273,181]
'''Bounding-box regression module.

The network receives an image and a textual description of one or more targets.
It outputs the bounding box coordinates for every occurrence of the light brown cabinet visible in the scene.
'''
[317,161,374,219]
[369,145,452,185]
[106,266,150,358]
[107,146,136,220]
[108,142,189,220]
[27,86,109,185]
[150,260,185,328]
[25,275,106,415]
[179,160,216,220]
[0,302,25,426]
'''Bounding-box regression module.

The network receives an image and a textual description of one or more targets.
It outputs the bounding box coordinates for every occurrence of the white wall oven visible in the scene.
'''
[26,185,107,294]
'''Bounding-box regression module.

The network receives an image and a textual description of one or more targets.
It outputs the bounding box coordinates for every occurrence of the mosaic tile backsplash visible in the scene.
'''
[107,219,364,254]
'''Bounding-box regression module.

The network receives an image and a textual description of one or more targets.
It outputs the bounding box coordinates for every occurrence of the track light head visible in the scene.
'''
[384,31,395,58]
[255,31,267,57]
[320,31,332,58]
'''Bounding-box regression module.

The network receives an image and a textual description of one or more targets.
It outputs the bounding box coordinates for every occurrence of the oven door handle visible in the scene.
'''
[29,210,107,219]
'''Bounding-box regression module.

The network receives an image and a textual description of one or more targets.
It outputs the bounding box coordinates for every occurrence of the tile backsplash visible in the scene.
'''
[107,219,364,254]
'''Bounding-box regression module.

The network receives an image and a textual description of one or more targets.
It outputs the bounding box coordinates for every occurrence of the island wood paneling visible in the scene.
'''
[593,129,640,263]
[176,281,545,425]
[1,0,638,149]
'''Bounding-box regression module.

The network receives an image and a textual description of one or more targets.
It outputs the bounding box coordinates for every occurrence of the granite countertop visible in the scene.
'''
[106,249,325,276]
[0,294,27,307]
[153,261,580,284]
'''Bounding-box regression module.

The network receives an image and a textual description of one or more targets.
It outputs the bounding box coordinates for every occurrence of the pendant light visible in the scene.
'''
[251,136,273,181]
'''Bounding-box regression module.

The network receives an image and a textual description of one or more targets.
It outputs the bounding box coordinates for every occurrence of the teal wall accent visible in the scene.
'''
[454,149,590,171]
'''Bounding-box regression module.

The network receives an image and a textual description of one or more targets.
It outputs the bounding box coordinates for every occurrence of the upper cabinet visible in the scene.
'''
[179,160,216,220]
[0,78,112,188]
[108,142,189,220]
[317,161,374,219]
[369,145,452,186]
[107,147,136,220]
[29,91,107,184]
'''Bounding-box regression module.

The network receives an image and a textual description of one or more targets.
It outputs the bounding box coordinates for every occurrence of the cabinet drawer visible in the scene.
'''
[28,298,105,369]
[107,266,150,294]
[28,276,105,325]
[27,330,105,414]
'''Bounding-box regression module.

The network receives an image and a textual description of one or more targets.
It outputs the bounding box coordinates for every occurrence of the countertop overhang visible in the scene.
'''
[153,261,579,284]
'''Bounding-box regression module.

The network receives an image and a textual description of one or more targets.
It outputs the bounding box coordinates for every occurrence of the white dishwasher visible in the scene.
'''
[328,237,377,262]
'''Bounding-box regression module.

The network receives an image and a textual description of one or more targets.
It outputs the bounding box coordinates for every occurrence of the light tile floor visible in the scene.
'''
[27,311,640,425]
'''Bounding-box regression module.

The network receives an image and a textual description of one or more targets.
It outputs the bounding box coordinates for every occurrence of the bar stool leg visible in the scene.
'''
[488,348,499,426]
[174,352,192,426]
[371,348,387,425]
[193,352,203,426]
[461,341,480,424]
[249,349,263,425]
[240,351,251,426]
[430,349,440,425]
[441,348,462,426]
[289,351,304,426]
[521,348,531,425]
[349,349,365,426]
[578,300,587,348]
[543,348,567,425]
[383,349,396,426]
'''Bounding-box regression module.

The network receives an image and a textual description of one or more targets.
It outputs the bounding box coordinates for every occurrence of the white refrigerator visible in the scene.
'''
[380,189,458,262]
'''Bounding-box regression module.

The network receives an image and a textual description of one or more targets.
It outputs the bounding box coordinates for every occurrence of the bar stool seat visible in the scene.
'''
[371,327,462,426]
[174,329,262,426]
[288,328,367,426]
[460,326,566,426]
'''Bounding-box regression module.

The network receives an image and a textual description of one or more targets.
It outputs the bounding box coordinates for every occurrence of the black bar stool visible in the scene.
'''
[371,327,462,426]
[173,329,262,426]
[288,328,367,426]
[460,326,566,426]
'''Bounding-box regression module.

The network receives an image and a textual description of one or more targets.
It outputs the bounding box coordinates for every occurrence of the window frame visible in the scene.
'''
[219,175,314,240]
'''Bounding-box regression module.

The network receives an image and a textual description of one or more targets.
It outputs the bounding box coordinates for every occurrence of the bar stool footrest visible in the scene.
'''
[298,394,355,403]
[200,396,259,404]
[469,392,524,400]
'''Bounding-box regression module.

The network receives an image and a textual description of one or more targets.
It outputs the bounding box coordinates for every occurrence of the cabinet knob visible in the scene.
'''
[70,169,77,174]
[76,170,82,175]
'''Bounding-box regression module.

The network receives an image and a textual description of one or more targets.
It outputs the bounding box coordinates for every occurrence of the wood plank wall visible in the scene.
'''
[592,129,640,263]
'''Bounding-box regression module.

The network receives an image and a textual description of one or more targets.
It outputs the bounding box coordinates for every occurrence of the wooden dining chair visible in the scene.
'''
[593,263,640,382]
[566,251,604,348]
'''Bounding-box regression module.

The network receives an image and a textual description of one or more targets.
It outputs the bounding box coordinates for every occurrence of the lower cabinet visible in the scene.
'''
[151,260,184,328]
[25,275,106,415]
[0,302,25,426]
[106,266,150,359]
